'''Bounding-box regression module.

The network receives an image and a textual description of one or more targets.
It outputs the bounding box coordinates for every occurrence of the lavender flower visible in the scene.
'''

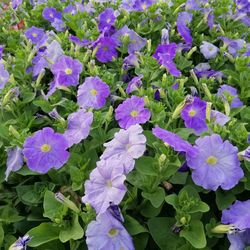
[133,0,155,11]
[82,158,126,214]
[23,127,70,173]
[239,146,250,162]
[64,110,93,147]
[126,75,143,94]
[98,8,117,32]
[86,211,134,250]
[185,0,208,10]
[5,147,23,181]
[161,28,170,44]
[25,26,45,45]
[200,41,219,59]
[9,235,31,250]
[210,110,230,126]
[186,134,244,191]
[217,84,243,108]
[203,8,214,29]
[42,7,62,22]
[152,126,198,155]
[115,96,151,129]
[69,35,92,47]
[177,12,193,45]
[227,229,250,250]
[181,97,208,135]
[194,63,223,79]
[77,76,110,109]
[64,5,77,15]
[0,63,9,90]
[11,0,23,9]
[122,54,139,70]
[51,18,66,32]
[51,55,82,87]
[0,45,4,59]
[220,37,245,57]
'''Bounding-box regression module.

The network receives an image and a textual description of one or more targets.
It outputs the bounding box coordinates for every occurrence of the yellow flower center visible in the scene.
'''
[32,33,37,37]
[65,68,72,75]
[130,110,138,117]
[206,156,218,165]
[102,46,108,51]
[41,144,51,152]
[106,180,112,188]
[188,109,196,117]
[108,228,118,237]
[90,89,98,96]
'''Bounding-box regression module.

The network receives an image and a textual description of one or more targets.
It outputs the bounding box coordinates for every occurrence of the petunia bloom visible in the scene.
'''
[0,63,9,90]
[210,110,230,126]
[98,8,117,32]
[194,63,223,79]
[115,96,151,129]
[122,54,139,70]
[126,75,143,94]
[86,211,134,250]
[25,26,45,45]
[181,97,208,135]
[23,127,70,173]
[200,41,219,59]
[226,229,250,250]
[186,134,244,191]
[77,76,110,109]
[177,12,193,45]
[42,7,62,22]
[82,158,126,214]
[64,109,93,147]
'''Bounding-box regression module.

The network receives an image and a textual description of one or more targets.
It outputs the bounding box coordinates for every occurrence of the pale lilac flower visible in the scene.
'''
[126,75,143,94]
[51,18,66,32]
[98,8,117,31]
[220,37,245,57]
[42,7,62,22]
[200,41,219,59]
[77,76,110,109]
[82,158,126,214]
[11,0,22,9]
[9,235,31,250]
[122,54,139,70]
[133,0,155,11]
[194,63,223,79]
[177,12,193,45]
[227,229,250,250]
[210,110,230,126]
[0,63,9,89]
[161,28,170,44]
[25,26,45,45]
[186,134,244,191]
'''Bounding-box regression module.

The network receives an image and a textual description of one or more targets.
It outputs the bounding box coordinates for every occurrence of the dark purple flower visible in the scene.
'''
[122,53,139,70]
[200,41,219,59]
[23,127,70,173]
[25,26,45,45]
[98,8,117,32]
[152,126,198,155]
[186,134,244,191]
[0,63,9,90]
[210,110,230,126]
[181,97,208,135]
[108,203,124,223]
[217,84,243,108]
[154,89,161,101]
[69,35,92,47]
[177,12,193,45]
[153,43,181,77]
[51,55,82,87]
[86,211,134,250]
[64,110,93,147]
[42,7,62,22]
[126,75,143,94]
[82,158,126,214]
[115,96,151,129]
[77,76,110,109]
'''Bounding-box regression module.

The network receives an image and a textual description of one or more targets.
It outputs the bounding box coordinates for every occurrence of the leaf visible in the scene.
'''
[27,223,60,247]
[0,205,24,223]
[136,157,158,176]
[0,223,4,246]
[180,220,206,249]
[133,233,149,250]
[124,215,148,235]
[142,187,165,208]
[141,201,162,218]
[165,194,178,210]
[215,190,236,211]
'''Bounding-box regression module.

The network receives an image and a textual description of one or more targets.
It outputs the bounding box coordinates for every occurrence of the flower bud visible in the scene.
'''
[211,224,232,234]
[55,192,80,213]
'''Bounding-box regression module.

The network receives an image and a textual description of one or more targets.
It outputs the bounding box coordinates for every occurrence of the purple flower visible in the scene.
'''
[203,8,214,29]
[77,76,110,109]
[101,124,146,173]
[115,96,151,129]
[23,127,70,173]
[200,41,219,59]
[112,25,146,54]
[5,147,23,181]
[82,158,126,214]
[64,110,93,147]
[220,37,245,57]
[98,8,117,32]
[11,0,23,9]
[227,229,250,250]
[185,0,208,10]
[181,97,208,135]
[69,35,92,47]
[186,134,244,191]
[64,5,77,15]
[152,126,198,155]
[120,0,136,11]
[153,43,181,77]
[161,28,170,44]
[133,0,155,11]
[25,26,45,45]
[51,55,82,87]
[42,7,62,22]
[126,75,143,94]
[217,84,243,108]
[194,63,223,79]
[0,45,4,59]
[51,19,66,32]
[95,37,118,63]
[210,110,230,126]
[9,235,31,250]
[86,211,134,250]
[122,53,139,70]
[177,12,193,45]
[0,63,9,90]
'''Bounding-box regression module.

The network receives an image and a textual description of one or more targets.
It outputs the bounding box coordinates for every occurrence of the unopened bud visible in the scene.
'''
[55,192,80,213]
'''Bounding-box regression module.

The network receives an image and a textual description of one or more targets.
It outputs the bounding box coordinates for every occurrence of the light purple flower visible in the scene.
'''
[200,41,219,59]
[220,37,245,57]
[51,18,66,32]
[181,97,208,135]
[153,43,181,77]
[9,235,31,250]
[122,54,139,70]
[0,45,4,59]
[25,26,45,45]
[217,84,243,108]
[98,8,117,31]
[177,12,193,45]
[152,126,198,155]
[203,8,214,29]
[186,134,244,191]
[23,127,70,173]
[0,63,9,89]
[64,110,93,147]
[77,76,110,109]
[51,55,82,87]
[11,0,23,9]
[5,147,23,181]
[86,211,134,250]
[161,28,170,44]
[126,75,143,94]
[194,63,223,79]
[115,96,151,129]
[227,229,250,250]
[42,7,62,22]
[69,35,92,47]
[133,0,155,11]
[185,0,208,10]
[82,158,126,214]
[210,110,230,126]
[64,5,77,15]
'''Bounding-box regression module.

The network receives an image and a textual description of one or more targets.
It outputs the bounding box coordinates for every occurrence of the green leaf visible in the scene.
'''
[0,223,4,246]
[215,190,236,211]
[142,187,165,208]
[33,99,53,113]
[136,157,158,176]
[133,233,149,250]
[165,194,178,210]
[0,205,24,223]
[70,165,85,191]
[180,220,206,249]
[124,215,148,235]
[141,201,162,218]
[27,223,60,247]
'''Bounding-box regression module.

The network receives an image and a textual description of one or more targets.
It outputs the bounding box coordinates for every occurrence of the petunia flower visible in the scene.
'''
[23,127,70,173]
[115,96,151,129]
[82,158,127,214]
[133,0,155,11]
[226,229,250,250]
[0,63,9,90]
[177,12,193,45]
[77,76,110,109]
[194,63,223,79]
[126,75,143,94]
[98,8,117,32]
[186,134,244,191]
[24,26,45,45]
[210,110,230,126]
[64,109,93,147]
[9,235,31,250]
[42,7,62,22]
[200,41,219,59]
[220,37,245,57]
[181,97,208,135]
[86,211,134,250]
[122,53,139,70]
